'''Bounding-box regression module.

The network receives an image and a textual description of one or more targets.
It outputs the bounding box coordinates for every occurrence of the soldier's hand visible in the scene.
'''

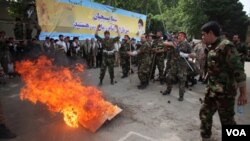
[238,93,248,105]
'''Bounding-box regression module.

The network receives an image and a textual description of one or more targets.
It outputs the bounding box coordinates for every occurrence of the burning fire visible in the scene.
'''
[15,56,121,132]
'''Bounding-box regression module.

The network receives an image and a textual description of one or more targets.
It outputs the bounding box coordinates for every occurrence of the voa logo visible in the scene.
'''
[226,129,246,136]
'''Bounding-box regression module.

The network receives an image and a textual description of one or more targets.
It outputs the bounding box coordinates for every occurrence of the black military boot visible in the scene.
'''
[137,82,143,89]
[138,82,147,90]
[98,79,103,86]
[111,79,114,85]
[0,124,16,139]
[178,95,184,101]
[162,89,171,96]
[121,74,128,78]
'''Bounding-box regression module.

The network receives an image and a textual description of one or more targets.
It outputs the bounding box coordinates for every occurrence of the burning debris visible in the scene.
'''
[15,56,122,132]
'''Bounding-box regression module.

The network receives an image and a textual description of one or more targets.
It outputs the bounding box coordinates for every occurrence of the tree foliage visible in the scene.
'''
[2,0,34,18]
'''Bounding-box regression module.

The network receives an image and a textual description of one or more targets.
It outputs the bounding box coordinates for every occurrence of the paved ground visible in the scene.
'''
[1,62,250,141]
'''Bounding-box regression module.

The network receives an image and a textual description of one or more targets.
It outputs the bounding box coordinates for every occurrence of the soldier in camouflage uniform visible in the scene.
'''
[95,24,120,86]
[14,18,24,40]
[128,34,151,89]
[162,32,193,101]
[199,21,247,141]
[119,35,131,78]
[150,31,166,84]
[232,34,247,67]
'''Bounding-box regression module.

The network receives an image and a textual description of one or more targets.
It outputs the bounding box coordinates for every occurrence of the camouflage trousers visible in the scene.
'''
[138,61,150,84]
[0,101,5,124]
[199,89,237,138]
[120,57,130,76]
[195,59,206,77]
[100,57,115,80]
[151,55,165,80]
[166,65,187,97]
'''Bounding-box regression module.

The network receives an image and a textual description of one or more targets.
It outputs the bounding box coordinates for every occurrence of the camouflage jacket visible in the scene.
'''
[207,38,246,95]
[137,41,151,65]
[151,38,165,57]
[119,41,131,59]
[95,35,120,58]
[166,40,191,69]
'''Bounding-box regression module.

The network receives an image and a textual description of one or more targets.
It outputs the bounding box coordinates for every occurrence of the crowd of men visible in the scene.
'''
[0,21,249,140]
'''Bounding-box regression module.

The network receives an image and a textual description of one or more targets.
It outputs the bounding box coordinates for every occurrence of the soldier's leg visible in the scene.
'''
[217,95,236,125]
[157,58,165,84]
[199,93,218,139]
[125,59,130,76]
[150,60,156,79]
[138,71,148,89]
[178,77,186,101]
[99,59,107,85]
[137,64,143,88]
[120,59,126,77]
[162,72,174,95]
[108,59,115,84]
[178,68,187,101]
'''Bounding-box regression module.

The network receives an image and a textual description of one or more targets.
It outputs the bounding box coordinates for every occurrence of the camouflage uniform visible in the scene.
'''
[137,41,151,87]
[234,42,247,67]
[119,41,131,77]
[14,22,24,40]
[199,38,246,139]
[165,41,191,99]
[151,38,165,82]
[95,35,120,83]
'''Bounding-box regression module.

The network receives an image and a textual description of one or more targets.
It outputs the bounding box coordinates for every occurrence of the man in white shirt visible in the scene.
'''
[56,35,67,53]
[54,34,68,66]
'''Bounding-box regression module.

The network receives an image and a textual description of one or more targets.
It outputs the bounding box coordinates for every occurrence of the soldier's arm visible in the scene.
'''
[127,43,146,56]
[226,45,247,105]
[95,24,103,41]
[109,25,121,44]
[115,25,121,38]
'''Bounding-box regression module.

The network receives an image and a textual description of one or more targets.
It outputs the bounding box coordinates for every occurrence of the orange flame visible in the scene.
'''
[15,56,121,131]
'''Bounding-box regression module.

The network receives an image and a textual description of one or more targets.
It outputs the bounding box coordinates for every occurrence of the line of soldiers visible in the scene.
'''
[95,25,197,101]
[95,22,248,141]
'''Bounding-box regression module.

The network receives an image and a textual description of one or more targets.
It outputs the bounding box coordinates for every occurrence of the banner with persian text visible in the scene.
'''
[36,0,147,40]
